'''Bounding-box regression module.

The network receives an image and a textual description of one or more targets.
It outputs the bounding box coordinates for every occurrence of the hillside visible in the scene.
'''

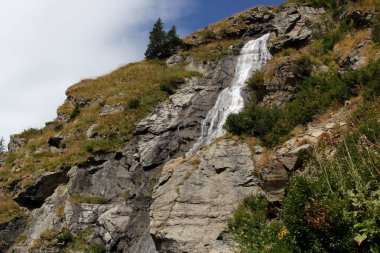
[1,0,380,252]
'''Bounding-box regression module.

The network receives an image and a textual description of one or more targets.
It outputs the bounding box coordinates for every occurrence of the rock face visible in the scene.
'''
[150,140,262,253]
[0,217,27,253]
[241,5,326,53]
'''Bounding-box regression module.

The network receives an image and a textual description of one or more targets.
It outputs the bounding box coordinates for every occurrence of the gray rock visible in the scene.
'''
[99,104,124,116]
[8,136,25,152]
[278,144,314,171]
[166,53,185,67]
[0,217,27,253]
[150,140,262,253]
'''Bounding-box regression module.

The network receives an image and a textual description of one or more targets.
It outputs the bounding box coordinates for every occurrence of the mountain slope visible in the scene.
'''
[1,1,380,252]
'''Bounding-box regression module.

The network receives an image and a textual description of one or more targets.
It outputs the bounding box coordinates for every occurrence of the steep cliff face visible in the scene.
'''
[1,1,380,253]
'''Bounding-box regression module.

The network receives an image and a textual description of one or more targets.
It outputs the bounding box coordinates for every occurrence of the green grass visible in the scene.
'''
[68,194,109,205]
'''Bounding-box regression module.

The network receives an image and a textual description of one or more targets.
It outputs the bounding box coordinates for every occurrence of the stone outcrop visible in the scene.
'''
[150,140,262,253]
[14,170,69,209]
[7,136,25,152]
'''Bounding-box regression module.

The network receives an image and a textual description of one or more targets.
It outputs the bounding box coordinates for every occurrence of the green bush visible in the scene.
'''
[224,104,281,137]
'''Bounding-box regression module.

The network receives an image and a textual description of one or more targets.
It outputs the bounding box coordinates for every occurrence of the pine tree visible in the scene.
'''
[145,19,182,59]
[145,18,166,59]
[166,26,182,50]
[0,137,5,154]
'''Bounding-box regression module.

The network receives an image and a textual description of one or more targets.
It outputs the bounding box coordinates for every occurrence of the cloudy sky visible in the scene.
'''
[0,0,282,144]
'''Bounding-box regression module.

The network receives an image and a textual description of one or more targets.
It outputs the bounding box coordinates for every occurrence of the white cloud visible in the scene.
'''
[0,0,193,145]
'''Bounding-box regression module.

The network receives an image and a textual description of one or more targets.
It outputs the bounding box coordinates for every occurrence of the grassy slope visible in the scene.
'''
[0,61,197,189]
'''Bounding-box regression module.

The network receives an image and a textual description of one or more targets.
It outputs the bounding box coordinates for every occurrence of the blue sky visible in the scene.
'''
[0,0,284,143]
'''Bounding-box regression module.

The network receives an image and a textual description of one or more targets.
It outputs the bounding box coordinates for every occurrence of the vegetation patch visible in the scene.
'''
[183,39,240,63]
[225,59,380,146]
[68,194,109,205]
[0,196,24,224]
[228,112,380,252]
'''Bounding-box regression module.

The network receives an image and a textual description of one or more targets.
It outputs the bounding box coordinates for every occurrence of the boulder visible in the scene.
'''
[278,144,314,171]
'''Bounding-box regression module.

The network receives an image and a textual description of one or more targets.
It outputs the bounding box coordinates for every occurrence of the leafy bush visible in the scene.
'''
[224,104,280,137]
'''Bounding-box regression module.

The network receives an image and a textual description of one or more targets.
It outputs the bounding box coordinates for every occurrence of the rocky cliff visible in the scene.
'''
[1,1,380,253]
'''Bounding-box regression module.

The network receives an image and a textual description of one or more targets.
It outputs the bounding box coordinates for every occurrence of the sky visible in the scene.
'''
[0,0,283,144]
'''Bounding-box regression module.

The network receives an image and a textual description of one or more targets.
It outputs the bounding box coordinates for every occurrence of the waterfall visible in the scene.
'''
[188,33,272,155]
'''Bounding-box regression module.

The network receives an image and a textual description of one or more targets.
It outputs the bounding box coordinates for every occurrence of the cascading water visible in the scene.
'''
[188,33,272,155]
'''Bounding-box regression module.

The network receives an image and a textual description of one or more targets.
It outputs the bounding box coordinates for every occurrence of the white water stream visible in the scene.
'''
[188,33,272,155]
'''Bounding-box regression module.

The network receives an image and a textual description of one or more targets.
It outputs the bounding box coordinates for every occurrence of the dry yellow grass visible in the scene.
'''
[334,29,371,59]
[347,0,380,12]
[0,196,24,223]
[183,39,241,63]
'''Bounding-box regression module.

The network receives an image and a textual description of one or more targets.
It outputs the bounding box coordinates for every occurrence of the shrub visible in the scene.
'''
[224,104,281,137]
[372,14,380,43]
[246,71,265,90]
[294,55,313,79]
[70,103,80,120]
[160,77,185,95]
[127,98,140,110]
[202,29,217,40]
